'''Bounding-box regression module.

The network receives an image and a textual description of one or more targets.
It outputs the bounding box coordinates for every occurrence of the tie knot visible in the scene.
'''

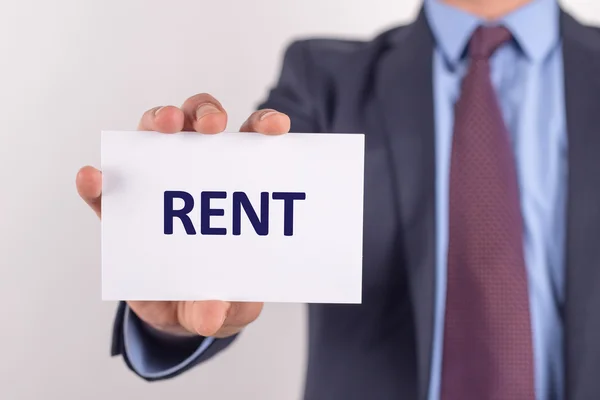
[468,25,512,60]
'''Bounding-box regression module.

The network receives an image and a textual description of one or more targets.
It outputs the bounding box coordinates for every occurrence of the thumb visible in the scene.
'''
[76,166,102,218]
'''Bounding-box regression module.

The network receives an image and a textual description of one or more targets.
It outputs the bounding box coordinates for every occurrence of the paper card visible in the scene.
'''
[101,130,364,303]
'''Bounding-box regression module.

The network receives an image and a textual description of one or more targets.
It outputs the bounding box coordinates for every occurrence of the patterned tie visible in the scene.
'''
[440,26,535,400]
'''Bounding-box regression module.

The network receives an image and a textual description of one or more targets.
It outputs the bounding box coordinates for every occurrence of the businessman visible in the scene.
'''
[76,0,600,398]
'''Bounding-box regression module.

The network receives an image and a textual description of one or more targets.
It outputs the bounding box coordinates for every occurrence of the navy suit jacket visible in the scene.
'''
[111,9,600,400]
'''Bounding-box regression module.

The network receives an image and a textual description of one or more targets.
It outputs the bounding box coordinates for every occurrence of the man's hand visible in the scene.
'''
[76,93,291,338]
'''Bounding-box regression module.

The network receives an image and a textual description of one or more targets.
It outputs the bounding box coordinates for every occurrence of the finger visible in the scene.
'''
[137,105,185,133]
[76,166,102,218]
[178,300,230,337]
[178,301,263,338]
[180,93,228,134]
[239,109,290,135]
[128,301,193,336]
[218,302,264,337]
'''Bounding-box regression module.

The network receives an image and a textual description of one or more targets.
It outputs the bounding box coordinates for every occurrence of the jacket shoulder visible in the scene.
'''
[260,23,413,131]
[281,24,409,73]
[561,11,600,51]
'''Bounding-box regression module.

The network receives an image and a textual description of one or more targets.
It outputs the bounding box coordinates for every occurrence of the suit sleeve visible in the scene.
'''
[111,302,237,381]
[110,40,320,381]
[257,39,323,133]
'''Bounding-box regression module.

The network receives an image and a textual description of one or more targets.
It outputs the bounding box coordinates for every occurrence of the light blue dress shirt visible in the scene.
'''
[123,0,567,398]
[425,0,566,399]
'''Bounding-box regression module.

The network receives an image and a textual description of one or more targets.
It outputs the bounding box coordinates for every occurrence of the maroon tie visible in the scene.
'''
[440,26,535,400]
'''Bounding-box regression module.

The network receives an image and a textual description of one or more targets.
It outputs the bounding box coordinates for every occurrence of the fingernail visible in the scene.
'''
[154,106,165,116]
[259,110,279,121]
[196,103,221,120]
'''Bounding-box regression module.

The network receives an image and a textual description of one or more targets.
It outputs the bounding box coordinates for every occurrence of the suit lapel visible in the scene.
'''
[375,10,437,400]
[561,11,600,400]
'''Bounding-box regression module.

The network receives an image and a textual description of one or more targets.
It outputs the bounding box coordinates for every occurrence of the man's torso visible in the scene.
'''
[259,8,600,400]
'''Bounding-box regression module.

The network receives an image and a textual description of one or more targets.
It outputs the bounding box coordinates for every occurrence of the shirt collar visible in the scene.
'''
[423,0,560,66]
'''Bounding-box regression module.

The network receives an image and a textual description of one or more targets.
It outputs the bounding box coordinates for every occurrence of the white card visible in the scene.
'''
[101,130,364,303]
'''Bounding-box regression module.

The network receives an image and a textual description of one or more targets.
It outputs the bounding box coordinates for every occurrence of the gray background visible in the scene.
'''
[0,0,598,399]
